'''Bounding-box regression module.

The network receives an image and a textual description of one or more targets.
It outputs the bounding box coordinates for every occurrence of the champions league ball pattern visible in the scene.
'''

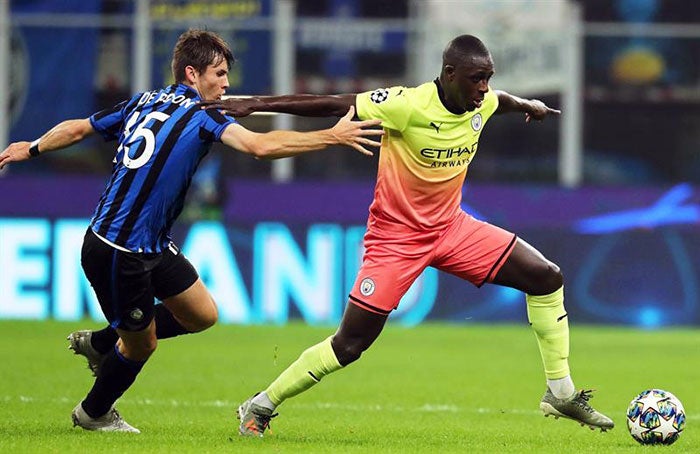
[626,389,686,445]
[369,88,389,104]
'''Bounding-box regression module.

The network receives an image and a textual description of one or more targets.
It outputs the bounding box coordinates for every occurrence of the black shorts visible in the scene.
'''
[80,228,199,331]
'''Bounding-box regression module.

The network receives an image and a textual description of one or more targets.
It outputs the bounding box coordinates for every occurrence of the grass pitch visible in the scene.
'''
[1,320,697,453]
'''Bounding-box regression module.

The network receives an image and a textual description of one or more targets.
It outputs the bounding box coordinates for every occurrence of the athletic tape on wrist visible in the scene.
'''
[28,139,41,158]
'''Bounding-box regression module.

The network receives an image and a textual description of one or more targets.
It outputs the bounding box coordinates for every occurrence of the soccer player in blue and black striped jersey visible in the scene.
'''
[0,29,382,433]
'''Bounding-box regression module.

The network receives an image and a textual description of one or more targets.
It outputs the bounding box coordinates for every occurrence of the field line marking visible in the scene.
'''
[6,395,698,420]
[2,395,537,415]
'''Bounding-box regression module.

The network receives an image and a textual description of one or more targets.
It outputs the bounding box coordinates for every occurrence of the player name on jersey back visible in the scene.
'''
[137,90,196,109]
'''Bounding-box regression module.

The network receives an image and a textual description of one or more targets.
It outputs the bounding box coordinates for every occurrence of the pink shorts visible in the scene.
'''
[349,211,517,315]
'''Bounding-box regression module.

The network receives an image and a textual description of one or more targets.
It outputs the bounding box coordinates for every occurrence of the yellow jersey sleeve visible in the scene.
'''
[356,86,412,132]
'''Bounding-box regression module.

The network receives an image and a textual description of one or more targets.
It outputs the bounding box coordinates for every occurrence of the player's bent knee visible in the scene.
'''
[205,298,219,326]
[184,300,218,332]
[542,259,562,278]
[533,261,563,294]
[331,337,366,366]
[189,310,217,332]
[202,310,218,329]
[120,337,158,362]
[546,262,563,289]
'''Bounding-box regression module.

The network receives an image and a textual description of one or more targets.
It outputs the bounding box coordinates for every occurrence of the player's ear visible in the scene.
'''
[443,64,456,81]
[184,65,198,84]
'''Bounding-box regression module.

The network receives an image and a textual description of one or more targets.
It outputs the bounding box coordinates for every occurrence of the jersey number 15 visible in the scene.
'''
[119,111,170,169]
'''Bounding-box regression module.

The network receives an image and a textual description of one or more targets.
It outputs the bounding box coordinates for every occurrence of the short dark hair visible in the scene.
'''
[171,29,234,84]
[442,35,490,66]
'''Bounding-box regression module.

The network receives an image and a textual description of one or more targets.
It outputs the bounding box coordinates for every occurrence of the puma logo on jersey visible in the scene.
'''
[430,121,443,133]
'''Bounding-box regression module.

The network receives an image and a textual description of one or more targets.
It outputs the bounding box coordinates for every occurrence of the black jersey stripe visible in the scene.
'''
[97,101,181,240]
[114,107,199,248]
[164,149,209,223]
[93,96,148,224]
[96,169,138,239]
[102,120,123,139]
[105,97,143,137]
[206,108,231,125]
[92,161,119,226]
[92,167,119,229]
[92,100,128,123]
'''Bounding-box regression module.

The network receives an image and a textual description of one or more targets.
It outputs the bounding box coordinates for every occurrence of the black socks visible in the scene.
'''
[81,346,145,418]
[90,304,191,354]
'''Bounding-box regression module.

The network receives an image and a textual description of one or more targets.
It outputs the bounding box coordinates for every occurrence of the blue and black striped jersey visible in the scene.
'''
[89,83,236,253]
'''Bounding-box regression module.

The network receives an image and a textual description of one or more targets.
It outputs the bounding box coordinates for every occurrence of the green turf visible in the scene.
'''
[0,320,697,453]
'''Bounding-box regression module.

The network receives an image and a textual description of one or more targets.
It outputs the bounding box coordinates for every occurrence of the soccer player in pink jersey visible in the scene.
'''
[206,35,613,435]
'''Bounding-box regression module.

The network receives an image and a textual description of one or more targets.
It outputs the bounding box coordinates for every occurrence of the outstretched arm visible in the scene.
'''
[495,90,561,123]
[203,94,357,118]
[0,118,95,169]
[220,105,382,159]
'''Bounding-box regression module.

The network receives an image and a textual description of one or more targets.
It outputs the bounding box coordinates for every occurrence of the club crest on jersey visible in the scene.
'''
[359,278,376,296]
[471,113,483,131]
[369,88,389,104]
[129,309,144,321]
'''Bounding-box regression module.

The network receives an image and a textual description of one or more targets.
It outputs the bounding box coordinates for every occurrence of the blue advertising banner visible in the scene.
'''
[10,1,99,142]
[1,177,699,328]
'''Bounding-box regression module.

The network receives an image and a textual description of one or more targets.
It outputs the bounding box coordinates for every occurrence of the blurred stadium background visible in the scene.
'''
[1,0,699,328]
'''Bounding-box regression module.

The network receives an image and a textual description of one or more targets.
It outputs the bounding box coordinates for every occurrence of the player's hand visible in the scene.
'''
[0,141,32,170]
[329,106,383,156]
[200,97,258,117]
[524,99,561,123]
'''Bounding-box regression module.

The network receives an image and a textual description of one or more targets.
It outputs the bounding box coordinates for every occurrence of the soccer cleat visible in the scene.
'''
[71,403,140,433]
[67,330,107,377]
[237,394,278,437]
[540,388,615,432]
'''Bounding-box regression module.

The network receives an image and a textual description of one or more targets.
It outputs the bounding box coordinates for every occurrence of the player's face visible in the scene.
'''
[192,59,230,101]
[449,55,494,112]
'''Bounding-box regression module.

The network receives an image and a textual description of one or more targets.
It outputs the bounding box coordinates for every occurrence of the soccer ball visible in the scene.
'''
[626,389,686,445]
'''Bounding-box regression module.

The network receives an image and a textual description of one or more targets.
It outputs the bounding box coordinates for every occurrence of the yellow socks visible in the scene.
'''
[526,286,570,380]
[262,288,572,407]
[266,336,343,406]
